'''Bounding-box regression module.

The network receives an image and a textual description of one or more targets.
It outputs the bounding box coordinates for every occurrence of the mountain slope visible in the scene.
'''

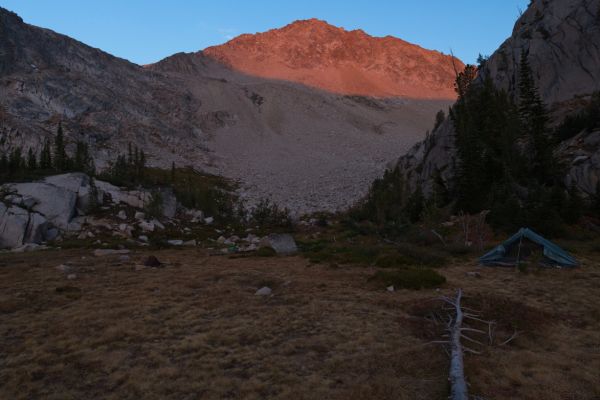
[396,0,600,197]
[0,8,458,213]
[203,19,463,99]
[150,53,452,212]
[0,8,209,169]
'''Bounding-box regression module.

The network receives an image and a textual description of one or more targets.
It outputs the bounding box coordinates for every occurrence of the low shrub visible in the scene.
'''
[395,243,448,267]
[255,247,277,257]
[370,268,446,290]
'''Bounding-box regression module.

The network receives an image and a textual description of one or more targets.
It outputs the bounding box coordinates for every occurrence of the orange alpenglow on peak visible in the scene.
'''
[203,19,464,99]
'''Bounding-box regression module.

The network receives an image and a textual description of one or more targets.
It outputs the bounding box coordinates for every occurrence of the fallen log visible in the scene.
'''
[449,289,468,400]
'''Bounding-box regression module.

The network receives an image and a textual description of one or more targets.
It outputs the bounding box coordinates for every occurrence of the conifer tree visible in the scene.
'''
[40,139,52,170]
[8,147,23,175]
[27,148,37,170]
[0,152,8,173]
[518,49,556,183]
[454,64,477,100]
[54,123,67,171]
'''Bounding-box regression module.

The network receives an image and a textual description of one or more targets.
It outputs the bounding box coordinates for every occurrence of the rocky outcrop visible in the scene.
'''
[394,0,600,196]
[0,173,192,249]
[481,0,600,105]
[561,130,600,194]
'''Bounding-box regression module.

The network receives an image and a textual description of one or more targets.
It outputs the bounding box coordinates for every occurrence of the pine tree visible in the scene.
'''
[54,123,67,171]
[0,152,8,173]
[27,148,37,170]
[40,139,52,170]
[434,110,445,131]
[454,64,478,100]
[518,49,556,183]
[8,147,23,175]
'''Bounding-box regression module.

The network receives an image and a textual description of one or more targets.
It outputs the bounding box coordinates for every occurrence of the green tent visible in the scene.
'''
[479,228,578,268]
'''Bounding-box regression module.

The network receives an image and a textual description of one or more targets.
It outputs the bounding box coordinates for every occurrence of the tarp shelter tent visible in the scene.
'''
[479,228,578,268]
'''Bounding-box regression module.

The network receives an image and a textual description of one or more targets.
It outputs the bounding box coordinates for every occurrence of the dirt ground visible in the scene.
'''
[1,248,599,400]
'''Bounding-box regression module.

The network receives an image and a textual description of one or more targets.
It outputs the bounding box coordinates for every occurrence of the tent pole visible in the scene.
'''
[516,234,523,271]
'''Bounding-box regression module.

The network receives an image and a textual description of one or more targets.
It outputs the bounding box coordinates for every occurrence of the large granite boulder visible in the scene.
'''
[259,234,298,255]
[7,182,77,229]
[0,203,29,248]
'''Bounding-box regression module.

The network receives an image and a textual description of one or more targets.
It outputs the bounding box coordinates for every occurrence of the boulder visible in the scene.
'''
[24,212,49,244]
[138,220,155,232]
[93,249,130,257]
[76,185,103,214]
[255,287,272,296]
[158,188,177,219]
[0,204,29,248]
[259,233,298,255]
[167,239,184,246]
[43,173,89,193]
[143,255,162,267]
[7,182,77,229]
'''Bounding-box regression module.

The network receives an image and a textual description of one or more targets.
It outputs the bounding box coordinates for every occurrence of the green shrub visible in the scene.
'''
[375,254,412,268]
[370,268,446,290]
[144,190,163,219]
[255,247,277,257]
[250,198,292,229]
[395,244,448,267]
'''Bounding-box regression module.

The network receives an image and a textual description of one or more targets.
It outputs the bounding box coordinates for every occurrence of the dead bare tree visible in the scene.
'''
[433,290,498,400]
[445,289,469,400]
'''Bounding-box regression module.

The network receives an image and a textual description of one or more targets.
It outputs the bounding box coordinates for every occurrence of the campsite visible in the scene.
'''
[1,220,599,400]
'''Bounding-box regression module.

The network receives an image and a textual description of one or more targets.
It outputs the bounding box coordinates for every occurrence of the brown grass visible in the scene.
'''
[0,248,599,399]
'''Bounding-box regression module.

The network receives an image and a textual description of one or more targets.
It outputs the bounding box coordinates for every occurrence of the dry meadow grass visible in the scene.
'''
[0,247,599,399]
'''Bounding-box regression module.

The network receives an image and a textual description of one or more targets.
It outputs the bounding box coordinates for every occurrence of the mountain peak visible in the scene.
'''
[203,20,463,99]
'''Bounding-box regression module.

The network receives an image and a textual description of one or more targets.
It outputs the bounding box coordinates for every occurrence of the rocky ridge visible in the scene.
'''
[395,0,600,197]
[203,18,463,99]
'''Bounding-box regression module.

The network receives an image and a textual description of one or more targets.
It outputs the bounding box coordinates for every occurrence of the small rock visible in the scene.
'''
[167,239,184,246]
[67,274,77,280]
[143,256,162,268]
[183,239,197,247]
[217,236,226,244]
[387,285,395,292]
[56,264,71,273]
[134,211,145,220]
[117,210,127,220]
[204,217,214,225]
[151,219,165,230]
[138,235,149,242]
[466,271,482,278]
[93,249,130,257]
[255,287,272,296]
[138,221,155,232]
[11,243,48,253]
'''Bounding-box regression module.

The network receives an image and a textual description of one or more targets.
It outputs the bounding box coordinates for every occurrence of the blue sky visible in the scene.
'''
[2,1,529,65]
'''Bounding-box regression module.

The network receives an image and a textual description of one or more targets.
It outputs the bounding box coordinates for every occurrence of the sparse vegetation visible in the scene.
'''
[370,267,446,290]
[249,198,292,229]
